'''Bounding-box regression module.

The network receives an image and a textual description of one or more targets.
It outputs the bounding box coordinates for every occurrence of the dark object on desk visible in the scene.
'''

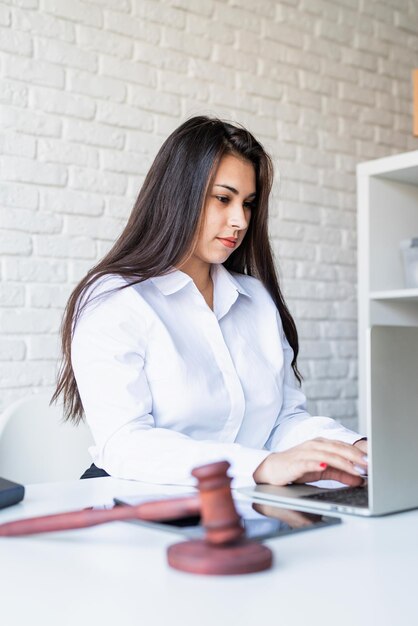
[0,477,25,510]
[80,464,110,479]
[167,461,273,575]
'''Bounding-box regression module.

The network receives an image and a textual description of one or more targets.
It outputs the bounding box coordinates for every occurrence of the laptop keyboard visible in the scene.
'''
[302,486,369,508]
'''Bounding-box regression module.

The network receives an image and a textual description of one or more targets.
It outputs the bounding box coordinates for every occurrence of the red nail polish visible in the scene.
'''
[319,463,327,469]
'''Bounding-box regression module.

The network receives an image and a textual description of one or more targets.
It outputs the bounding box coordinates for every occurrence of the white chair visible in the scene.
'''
[0,392,94,484]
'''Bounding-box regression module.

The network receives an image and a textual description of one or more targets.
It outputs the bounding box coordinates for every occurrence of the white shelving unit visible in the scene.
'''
[357,150,418,432]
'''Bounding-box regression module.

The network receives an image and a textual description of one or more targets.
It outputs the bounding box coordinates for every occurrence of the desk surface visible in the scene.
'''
[0,477,417,626]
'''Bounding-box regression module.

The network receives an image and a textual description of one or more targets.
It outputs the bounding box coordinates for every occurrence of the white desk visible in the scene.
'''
[0,477,417,626]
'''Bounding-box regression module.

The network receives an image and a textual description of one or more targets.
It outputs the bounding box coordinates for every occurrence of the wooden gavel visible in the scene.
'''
[167,461,273,575]
[0,461,272,575]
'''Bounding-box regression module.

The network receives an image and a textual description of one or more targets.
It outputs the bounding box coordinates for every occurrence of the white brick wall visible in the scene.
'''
[1,0,417,430]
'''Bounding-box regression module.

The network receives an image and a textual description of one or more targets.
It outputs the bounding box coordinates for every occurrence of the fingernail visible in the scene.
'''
[354,464,367,475]
[319,462,327,469]
[363,455,369,463]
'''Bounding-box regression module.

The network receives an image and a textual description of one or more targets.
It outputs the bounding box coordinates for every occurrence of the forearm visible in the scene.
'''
[269,414,363,453]
[97,425,270,487]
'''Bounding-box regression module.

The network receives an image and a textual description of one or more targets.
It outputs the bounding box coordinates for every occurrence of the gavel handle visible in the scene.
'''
[0,495,201,537]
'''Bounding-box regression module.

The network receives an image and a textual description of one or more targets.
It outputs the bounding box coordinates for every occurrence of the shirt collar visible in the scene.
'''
[150,265,252,319]
[211,263,251,298]
[212,264,252,320]
[150,270,193,295]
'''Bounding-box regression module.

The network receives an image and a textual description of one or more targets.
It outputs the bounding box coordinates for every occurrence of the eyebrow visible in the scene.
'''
[214,184,256,198]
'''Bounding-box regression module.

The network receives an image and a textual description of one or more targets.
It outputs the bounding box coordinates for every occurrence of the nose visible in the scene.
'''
[227,201,250,230]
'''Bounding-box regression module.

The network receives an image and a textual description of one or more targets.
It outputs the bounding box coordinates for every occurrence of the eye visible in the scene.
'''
[244,201,256,211]
[215,195,229,204]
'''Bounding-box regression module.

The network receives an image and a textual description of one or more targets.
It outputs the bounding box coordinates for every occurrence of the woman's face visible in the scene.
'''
[192,153,256,267]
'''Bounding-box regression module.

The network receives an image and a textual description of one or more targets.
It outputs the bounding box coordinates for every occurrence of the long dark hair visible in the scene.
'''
[53,116,302,423]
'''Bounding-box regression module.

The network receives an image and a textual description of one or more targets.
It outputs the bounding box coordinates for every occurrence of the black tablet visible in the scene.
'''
[113,494,341,540]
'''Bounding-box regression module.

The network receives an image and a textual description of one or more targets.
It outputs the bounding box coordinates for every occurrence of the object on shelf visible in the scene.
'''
[400,238,418,288]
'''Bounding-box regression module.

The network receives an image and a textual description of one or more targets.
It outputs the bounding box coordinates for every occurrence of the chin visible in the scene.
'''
[198,242,240,265]
[210,251,233,264]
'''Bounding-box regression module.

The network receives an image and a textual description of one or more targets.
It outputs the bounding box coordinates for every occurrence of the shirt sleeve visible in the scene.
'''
[71,284,269,488]
[265,312,363,452]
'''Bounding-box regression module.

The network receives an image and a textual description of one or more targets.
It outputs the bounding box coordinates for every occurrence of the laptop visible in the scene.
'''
[239,326,418,517]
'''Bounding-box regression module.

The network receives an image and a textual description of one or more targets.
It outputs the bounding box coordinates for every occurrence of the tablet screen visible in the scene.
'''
[113,495,341,540]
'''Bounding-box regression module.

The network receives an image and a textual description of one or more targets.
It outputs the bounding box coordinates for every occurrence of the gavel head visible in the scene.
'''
[191,461,245,546]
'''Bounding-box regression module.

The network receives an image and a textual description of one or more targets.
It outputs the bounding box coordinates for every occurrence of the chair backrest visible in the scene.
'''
[0,392,94,484]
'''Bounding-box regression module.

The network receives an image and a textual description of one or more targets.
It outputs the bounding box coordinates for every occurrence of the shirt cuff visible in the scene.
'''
[228,448,271,489]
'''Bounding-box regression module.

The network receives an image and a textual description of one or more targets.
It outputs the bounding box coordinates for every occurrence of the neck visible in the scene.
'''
[177,258,214,309]
[177,258,212,294]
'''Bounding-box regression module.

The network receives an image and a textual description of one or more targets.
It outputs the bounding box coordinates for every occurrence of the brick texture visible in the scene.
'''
[1,0,417,425]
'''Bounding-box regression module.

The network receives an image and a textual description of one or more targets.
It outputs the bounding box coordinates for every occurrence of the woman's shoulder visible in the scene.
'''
[72,274,152,350]
[86,272,128,293]
[80,273,129,306]
[83,272,158,299]
[74,273,156,342]
[79,273,154,319]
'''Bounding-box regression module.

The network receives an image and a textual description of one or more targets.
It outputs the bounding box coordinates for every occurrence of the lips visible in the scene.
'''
[217,237,237,249]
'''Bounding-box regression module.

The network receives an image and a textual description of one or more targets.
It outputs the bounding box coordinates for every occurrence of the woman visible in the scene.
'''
[53,116,367,487]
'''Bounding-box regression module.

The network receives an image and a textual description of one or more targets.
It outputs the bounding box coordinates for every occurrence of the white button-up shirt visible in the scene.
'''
[72,263,359,486]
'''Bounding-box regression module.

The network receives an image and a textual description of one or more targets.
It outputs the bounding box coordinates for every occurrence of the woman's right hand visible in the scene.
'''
[253,438,368,487]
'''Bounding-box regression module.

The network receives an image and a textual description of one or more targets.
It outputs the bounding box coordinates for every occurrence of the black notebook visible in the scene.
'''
[0,477,25,510]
